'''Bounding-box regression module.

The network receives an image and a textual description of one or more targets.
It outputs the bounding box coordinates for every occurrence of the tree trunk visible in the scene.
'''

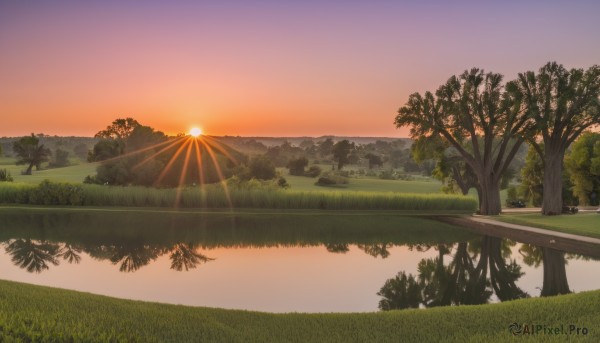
[542,147,565,215]
[541,248,570,296]
[25,162,34,175]
[478,175,501,215]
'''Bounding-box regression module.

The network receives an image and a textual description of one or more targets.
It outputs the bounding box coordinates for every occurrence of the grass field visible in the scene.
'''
[0,157,97,184]
[0,279,598,342]
[496,213,600,239]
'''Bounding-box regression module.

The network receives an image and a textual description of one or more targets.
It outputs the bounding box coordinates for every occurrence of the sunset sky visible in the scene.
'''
[1,1,599,138]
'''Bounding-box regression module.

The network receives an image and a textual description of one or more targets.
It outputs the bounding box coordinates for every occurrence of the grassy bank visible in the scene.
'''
[0,280,598,342]
[496,213,600,239]
[0,181,477,211]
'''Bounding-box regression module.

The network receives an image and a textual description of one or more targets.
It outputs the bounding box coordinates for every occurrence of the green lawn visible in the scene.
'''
[283,173,444,193]
[496,213,600,239]
[0,157,97,184]
[0,279,598,342]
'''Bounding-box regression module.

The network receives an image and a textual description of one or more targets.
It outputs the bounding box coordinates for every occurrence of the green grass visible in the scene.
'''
[283,173,444,193]
[496,213,600,239]
[0,279,598,342]
[0,159,97,184]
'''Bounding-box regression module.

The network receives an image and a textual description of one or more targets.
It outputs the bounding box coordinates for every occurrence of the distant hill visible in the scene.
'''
[218,136,412,147]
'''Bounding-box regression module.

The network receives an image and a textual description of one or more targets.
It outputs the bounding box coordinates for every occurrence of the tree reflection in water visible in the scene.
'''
[519,244,571,296]
[378,236,530,310]
[3,239,214,273]
[169,243,214,271]
[4,239,60,273]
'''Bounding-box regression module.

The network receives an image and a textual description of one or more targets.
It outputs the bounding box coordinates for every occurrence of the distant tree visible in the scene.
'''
[564,132,600,206]
[395,69,532,215]
[95,117,141,139]
[318,138,334,157]
[516,62,600,214]
[364,153,383,169]
[73,143,89,160]
[519,144,544,206]
[287,157,309,176]
[87,139,123,162]
[248,155,277,180]
[50,148,70,168]
[305,165,322,178]
[12,134,52,175]
[332,140,355,170]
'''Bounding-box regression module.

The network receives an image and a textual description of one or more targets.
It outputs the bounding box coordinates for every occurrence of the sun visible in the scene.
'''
[189,127,202,137]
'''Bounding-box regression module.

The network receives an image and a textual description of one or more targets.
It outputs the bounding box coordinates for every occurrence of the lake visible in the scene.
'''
[1,208,598,312]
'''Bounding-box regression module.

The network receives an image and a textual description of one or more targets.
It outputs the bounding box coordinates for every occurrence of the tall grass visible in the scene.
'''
[0,181,477,211]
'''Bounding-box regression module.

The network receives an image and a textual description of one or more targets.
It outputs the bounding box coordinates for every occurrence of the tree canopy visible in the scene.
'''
[515,62,600,214]
[12,134,52,175]
[395,69,531,214]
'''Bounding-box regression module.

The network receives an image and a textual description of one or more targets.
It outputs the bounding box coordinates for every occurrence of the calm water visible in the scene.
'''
[0,208,599,312]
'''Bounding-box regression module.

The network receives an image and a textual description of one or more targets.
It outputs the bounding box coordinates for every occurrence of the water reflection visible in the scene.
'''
[5,239,60,273]
[3,239,214,273]
[0,209,598,312]
[377,236,556,310]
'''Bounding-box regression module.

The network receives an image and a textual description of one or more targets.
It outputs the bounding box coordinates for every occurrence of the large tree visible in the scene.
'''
[395,69,531,214]
[515,62,600,214]
[12,134,52,175]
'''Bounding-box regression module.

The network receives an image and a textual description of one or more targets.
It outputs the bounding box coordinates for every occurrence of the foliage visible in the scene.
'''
[395,68,531,215]
[364,153,383,169]
[0,180,83,205]
[87,139,122,162]
[287,156,309,176]
[0,279,598,342]
[73,142,89,160]
[316,172,349,187]
[564,132,600,206]
[332,140,355,170]
[12,134,52,175]
[0,168,13,182]
[515,62,600,215]
[49,148,70,168]
[0,181,478,211]
[519,144,544,206]
[247,155,277,180]
[94,117,141,139]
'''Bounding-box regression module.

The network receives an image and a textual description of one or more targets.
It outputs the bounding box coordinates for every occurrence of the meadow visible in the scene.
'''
[0,279,598,342]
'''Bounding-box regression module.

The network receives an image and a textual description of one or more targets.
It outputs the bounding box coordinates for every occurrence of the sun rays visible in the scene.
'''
[104,133,238,208]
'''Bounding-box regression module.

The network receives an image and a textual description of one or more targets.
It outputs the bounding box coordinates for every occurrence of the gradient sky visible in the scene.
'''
[1,1,599,137]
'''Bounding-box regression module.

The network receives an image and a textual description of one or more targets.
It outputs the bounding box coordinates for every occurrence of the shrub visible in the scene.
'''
[316,172,349,186]
[287,157,309,176]
[27,180,84,205]
[0,169,13,182]
[305,165,322,178]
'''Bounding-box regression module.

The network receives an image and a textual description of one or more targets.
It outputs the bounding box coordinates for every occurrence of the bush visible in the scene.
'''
[28,180,84,205]
[305,165,322,178]
[316,172,349,186]
[0,169,13,182]
[287,157,308,176]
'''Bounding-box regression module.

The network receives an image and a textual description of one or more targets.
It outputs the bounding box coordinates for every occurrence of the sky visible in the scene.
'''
[1,1,599,138]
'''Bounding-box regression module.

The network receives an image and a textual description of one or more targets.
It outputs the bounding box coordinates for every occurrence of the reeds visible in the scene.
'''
[0,181,477,211]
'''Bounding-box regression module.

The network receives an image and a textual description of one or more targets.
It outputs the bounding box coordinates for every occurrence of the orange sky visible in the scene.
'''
[1,1,599,138]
